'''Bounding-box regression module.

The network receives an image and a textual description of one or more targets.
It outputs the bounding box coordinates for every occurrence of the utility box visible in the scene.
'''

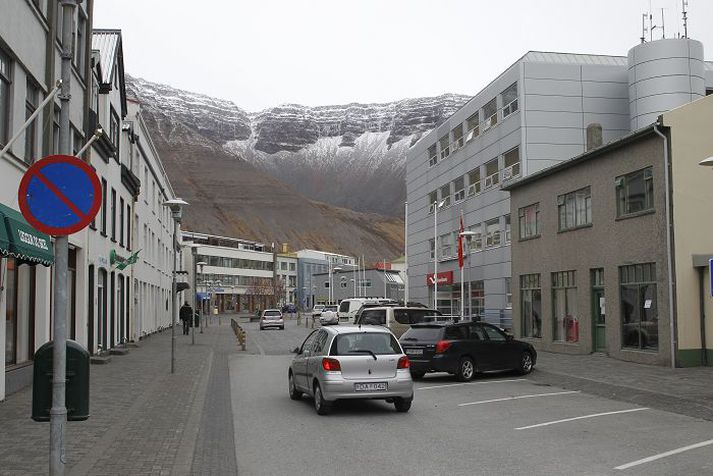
[32,340,90,422]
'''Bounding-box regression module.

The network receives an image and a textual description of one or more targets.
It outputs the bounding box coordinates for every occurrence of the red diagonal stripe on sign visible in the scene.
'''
[34,171,89,221]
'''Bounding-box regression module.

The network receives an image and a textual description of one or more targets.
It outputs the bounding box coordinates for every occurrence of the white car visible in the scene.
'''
[312,305,325,318]
[259,309,284,330]
[320,305,339,325]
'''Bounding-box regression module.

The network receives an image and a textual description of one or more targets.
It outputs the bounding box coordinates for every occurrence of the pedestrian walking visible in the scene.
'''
[180,301,193,335]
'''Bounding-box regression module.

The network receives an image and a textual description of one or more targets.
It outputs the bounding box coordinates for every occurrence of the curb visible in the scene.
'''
[530,368,713,422]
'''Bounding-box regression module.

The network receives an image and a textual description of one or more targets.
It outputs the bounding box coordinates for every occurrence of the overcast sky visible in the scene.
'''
[94,0,713,112]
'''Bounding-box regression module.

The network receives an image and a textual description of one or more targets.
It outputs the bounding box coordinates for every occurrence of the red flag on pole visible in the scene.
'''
[458,213,465,268]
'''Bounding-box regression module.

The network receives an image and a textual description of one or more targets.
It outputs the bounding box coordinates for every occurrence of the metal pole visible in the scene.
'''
[460,262,464,320]
[468,243,472,319]
[434,201,438,310]
[198,264,204,334]
[383,258,387,299]
[191,249,196,345]
[50,2,77,474]
[404,201,409,305]
[171,219,177,373]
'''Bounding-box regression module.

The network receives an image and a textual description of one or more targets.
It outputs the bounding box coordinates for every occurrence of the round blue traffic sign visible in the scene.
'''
[18,155,102,236]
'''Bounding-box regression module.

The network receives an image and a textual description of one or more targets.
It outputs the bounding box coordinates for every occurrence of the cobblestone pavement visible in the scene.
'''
[532,351,713,420]
[0,322,238,476]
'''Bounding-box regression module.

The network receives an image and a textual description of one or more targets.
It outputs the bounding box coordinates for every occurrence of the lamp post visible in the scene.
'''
[333,266,342,303]
[459,230,476,320]
[197,261,206,333]
[433,199,446,310]
[163,198,189,374]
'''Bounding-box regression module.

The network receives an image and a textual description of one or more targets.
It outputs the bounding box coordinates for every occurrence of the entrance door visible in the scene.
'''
[592,288,606,352]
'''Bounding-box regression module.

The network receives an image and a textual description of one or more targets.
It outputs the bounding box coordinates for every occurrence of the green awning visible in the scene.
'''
[0,203,53,266]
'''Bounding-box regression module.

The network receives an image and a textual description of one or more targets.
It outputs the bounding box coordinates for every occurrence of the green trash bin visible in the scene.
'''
[32,340,90,422]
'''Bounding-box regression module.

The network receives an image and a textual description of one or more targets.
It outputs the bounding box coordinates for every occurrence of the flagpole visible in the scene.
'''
[460,210,464,320]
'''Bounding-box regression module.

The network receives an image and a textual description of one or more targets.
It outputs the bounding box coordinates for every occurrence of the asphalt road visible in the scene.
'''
[230,319,713,475]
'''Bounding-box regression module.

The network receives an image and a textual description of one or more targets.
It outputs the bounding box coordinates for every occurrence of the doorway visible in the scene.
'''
[591,269,606,352]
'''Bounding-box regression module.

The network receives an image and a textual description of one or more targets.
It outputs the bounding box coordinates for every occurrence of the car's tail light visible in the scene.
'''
[397,356,410,369]
[435,340,452,354]
[322,357,341,372]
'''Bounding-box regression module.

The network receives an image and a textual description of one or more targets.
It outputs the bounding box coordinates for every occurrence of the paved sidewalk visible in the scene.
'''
[0,323,239,476]
[531,351,713,421]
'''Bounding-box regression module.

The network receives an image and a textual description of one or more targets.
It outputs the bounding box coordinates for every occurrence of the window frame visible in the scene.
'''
[502,146,520,180]
[482,98,498,130]
[501,82,519,118]
[558,186,592,231]
[467,168,481,196]
[465,112,479,141]
[552,271,578,343]
[620,263,658,350]
[518,203,540,240]
[616,167,654,218]
[0,49,12,147]
[453,176,465,203]
[520,274,542,338]
[439,134,450,160]
[485,158,499,189]
[24,79,40,163]
[485,218,501,249]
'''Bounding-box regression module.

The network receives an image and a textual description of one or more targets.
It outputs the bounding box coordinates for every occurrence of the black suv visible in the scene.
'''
[399,321,536,381]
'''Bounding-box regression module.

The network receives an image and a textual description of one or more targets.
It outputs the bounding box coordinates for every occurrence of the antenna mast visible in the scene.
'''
[641,13,647,43]
[682,0,689,38]
[661,8,665,39]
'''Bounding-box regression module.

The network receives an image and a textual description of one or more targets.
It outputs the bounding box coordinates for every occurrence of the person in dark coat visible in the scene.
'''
[179,301,193,335]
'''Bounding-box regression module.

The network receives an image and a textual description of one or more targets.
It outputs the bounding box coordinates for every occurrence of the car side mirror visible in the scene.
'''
[292,347,300,354]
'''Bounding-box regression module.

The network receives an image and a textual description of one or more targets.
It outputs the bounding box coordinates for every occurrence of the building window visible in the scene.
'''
[428,144,437,167]
[505,277,512,309]
[281,262,287,271]
[290,263,296,271]
[501,82,518,118]
[518,203,540,240]
[616,167,653,217]
[470,281,484,317]
[439,134,450,160]
[126,204,132,251]
[119,197,125,246]
[110,107,120,159]
[520,274,541,338]
[468,168,481,196]
[0,50,12,146]
[620,263,658,350]
[453,176,465,203]
[75,12,87,76]
[429,239,435,260]
[466,112,479,141]
[558,186,592,231]
[503,146,520,180]
[439,184,451,208]
[289,276,296,287]
[467,224,482,252]
[24,79,40,162]
[485,158,499,189]
[552,271,577,342]
[439,233,453,260]
[452,124,464,150]
[485,218,501,248]
[101,178,108,235]
[324,281,330,288]
[483,98,498,130]
[111,188,117,241]
[53,106,60,154]
[428,190,438,214]
[504,215,511,244]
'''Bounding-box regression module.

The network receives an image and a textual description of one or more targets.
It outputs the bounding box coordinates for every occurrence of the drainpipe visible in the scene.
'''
[653,123,677,369]
[698,267,708,366]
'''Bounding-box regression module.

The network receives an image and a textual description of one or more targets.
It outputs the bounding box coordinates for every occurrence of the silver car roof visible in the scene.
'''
[322,324,393,335]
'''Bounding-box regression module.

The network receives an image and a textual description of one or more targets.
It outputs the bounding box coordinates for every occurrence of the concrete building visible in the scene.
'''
[182,231,276,313]
[406,38,713,332]
[276,250,298,306]
[295,249,356,309]
[314,267,405,303]
[504,93,713,367]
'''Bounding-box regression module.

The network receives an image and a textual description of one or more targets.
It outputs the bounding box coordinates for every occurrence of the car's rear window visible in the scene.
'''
[400,326,443,341]
[339,301,350,313]
[394,309,442,324]
[330,333,401,356]
[359,309,386,325]
[324,306,337,312]
[264,311,281,319]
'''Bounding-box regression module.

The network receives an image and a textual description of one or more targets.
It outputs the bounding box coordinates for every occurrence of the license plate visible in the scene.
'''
[354,382,388,392]
[405,348,423,356]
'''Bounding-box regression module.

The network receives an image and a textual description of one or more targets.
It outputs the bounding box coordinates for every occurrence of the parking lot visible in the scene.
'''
[229,319,713,475]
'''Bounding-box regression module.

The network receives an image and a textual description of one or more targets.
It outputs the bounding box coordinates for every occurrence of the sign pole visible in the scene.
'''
[51,1,77,474]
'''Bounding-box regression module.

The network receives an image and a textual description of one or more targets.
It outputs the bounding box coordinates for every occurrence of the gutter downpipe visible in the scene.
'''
[653,122,677,369]
[698,267,707,366]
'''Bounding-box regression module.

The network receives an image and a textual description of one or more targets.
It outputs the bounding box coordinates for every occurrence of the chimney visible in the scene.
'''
[282,243,289,254]
[586,123,603,151]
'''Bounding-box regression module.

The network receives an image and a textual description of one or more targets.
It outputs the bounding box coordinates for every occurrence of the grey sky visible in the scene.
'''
[94,0,713,112]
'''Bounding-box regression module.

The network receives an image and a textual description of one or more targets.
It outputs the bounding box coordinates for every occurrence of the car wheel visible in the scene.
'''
[281,326,285,330]
[394,397,412,413]
[410,371,425,380]
[313,382,332,415]
[288,372,302,401]
[456,357,476,382]
[518,351,534,375]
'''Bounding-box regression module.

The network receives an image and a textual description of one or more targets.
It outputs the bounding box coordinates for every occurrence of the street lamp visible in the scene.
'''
[433,199,446,310]
[699,157,713,167]
[459,230,476,320]
[164,198,189,374]
[197,261,207,333]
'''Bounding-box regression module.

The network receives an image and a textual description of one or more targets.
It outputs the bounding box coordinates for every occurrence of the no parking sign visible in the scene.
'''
[18,155,101,236]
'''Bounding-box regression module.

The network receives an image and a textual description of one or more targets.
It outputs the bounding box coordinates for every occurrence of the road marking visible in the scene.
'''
[458,390,580,407]
[418,378,527,391]
[614,438,713,471]
[515,407,649,430]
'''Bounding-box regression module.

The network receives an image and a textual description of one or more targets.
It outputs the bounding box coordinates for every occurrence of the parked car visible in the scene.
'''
[259,309,284,330]
[320,305,339,326]
[288,325,414,415]
[281,303,297,313]
[354,306,443,338]
[337,298,398,322]
[399,321,536,381]
[312,304,325,318]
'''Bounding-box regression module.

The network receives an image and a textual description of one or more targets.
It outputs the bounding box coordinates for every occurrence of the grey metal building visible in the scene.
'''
[313,268,405,303]
[405,38,713,331]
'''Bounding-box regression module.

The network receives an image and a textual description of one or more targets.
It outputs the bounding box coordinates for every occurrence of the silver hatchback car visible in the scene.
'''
[288,325,414,415]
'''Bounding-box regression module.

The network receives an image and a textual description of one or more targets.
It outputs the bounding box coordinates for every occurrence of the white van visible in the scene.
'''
[337,298,396,322]
[354,306,443,338]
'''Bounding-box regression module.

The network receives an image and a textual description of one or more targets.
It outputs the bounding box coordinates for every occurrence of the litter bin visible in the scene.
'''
[32,340,90,422]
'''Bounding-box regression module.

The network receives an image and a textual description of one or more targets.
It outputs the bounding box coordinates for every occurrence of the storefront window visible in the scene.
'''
[620,263,658,350]
[5,258,17,365]
[469,281,484,318]
[552,271,577,342]
[520,274,541,338]
[4,258,36,366]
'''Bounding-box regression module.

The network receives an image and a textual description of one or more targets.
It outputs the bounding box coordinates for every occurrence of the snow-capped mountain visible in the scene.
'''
[127,76,469,216]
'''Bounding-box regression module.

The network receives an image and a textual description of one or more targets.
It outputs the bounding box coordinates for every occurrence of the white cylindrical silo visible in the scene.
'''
[628,38,705,130]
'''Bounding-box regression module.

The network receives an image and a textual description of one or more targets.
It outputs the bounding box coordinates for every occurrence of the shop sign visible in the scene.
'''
[110,249,141,271]
[426,271,454,286]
